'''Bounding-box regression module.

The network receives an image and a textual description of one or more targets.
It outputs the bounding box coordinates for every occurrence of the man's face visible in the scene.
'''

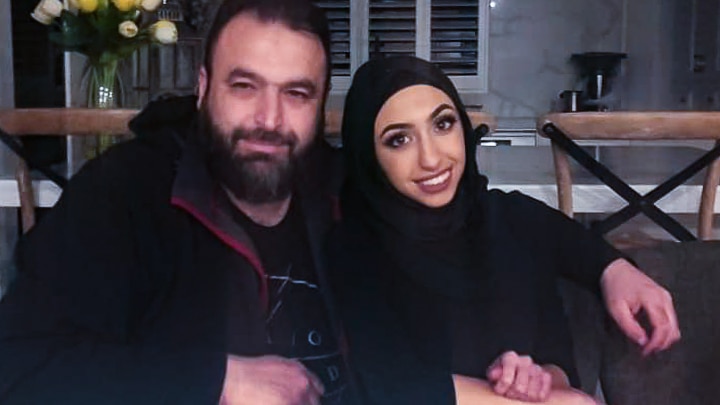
[197,12,327,203]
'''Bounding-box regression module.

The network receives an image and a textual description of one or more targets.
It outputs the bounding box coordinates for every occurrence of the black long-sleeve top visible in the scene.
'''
[328,189,622,405]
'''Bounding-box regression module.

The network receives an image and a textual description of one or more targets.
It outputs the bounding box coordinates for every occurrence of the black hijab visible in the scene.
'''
[340,56,490,298]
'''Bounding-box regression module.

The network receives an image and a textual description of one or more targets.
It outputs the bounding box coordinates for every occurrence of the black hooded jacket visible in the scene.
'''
[0,96,345,404]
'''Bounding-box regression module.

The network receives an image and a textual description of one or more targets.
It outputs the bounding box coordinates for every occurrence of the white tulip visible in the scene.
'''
[31,0,64,24]
[31,9,54,25]
[38,0,64,17]
[118,21,139,38]
[151,20,178,45]
[140,0,162,12]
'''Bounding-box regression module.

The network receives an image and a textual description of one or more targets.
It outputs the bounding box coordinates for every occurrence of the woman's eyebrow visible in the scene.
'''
[430,103,454,120]
[379,123,411,138]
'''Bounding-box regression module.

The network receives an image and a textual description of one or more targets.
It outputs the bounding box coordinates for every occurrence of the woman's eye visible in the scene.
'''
[384,133,410,148]
[435,115,457,132]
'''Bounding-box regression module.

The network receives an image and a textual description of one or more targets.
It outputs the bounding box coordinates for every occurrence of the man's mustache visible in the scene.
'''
[230,128,298,149]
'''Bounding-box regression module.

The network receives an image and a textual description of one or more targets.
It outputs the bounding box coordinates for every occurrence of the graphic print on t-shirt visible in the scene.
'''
[233,199,347,404]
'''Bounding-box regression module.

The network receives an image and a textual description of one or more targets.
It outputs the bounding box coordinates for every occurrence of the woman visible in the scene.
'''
[329,56,616,404]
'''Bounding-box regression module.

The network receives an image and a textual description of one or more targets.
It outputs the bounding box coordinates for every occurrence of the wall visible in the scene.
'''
[0,0,18,296]
[476,0,625,124]
[60,0,689,130]
[327,0,682,129]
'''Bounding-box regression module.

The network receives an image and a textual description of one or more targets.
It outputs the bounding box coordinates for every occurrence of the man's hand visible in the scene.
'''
[219,355,324,405]
[486,351,553,402]
[600,258,681,356]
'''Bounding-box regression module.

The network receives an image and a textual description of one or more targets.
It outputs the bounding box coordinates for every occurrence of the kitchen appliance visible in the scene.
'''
[570,52,627,111]
[558,90,582,112]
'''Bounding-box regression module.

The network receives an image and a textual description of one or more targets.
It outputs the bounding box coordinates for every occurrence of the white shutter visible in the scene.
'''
[315,1,352,77]
[317,0,488,94]
[430,0,479,75]
[368,0,417,59]
[431,0,488,92]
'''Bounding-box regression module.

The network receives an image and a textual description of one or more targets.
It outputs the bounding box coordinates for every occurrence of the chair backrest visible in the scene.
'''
[537,111,720,240]
[0,109,139,233]
[0,108,139,137]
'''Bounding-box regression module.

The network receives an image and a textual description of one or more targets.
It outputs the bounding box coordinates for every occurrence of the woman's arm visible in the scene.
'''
[453,374,597,405]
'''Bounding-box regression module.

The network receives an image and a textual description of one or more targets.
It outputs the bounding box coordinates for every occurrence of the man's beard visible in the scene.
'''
[198,105,307,204]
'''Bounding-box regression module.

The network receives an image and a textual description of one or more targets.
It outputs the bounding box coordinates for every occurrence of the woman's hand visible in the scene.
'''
[486,351,555,402]
[600,258,681,356]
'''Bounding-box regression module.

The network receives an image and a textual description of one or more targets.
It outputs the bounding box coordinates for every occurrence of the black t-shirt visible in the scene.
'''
[232,198,348,404]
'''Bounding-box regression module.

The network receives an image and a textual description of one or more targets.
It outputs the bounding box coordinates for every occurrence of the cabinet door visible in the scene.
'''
[672,0,720,110]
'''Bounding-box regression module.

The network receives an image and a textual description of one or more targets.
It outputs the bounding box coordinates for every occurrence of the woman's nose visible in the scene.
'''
[418,137,441,170]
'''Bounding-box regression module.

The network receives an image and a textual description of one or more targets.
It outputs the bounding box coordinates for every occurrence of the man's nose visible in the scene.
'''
[254,90,283,131]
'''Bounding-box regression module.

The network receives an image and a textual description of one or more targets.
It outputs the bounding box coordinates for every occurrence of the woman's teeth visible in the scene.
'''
[420,170,450,186]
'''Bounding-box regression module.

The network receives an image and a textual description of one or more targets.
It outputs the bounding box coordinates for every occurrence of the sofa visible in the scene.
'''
[562,241,720,404]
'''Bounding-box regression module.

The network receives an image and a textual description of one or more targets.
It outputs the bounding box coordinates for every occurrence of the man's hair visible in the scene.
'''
[203,0,332,93]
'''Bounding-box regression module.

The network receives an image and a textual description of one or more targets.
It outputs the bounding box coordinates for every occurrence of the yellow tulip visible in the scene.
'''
[112,0,135,12]
[75,0,98,13]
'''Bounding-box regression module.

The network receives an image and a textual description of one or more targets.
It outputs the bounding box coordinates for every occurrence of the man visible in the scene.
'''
[0,0,679,404]
[1,1,346,404]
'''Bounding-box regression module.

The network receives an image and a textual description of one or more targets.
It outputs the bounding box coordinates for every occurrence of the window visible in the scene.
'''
[316,0,489,94]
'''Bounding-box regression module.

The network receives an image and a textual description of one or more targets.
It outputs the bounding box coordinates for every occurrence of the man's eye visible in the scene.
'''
[231,82,254,90]
[286,90,310,100]
[384,133,410,148]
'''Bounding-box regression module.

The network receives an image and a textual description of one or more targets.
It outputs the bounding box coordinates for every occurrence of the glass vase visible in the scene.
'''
[85,59,124,157]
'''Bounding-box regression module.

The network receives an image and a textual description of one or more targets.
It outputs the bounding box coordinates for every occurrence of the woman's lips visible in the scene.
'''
[414,168,452,194]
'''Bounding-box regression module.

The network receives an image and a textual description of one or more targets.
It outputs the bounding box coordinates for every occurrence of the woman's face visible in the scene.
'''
[374,85,466,208]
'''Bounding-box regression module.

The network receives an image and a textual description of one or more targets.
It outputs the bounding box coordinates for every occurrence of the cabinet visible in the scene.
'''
[672,0,720,110]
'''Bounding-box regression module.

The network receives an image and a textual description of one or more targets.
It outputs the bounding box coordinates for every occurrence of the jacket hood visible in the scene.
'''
[129,95,198,139]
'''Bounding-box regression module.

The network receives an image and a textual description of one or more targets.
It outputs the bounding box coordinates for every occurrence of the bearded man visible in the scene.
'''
[0,1,349,404]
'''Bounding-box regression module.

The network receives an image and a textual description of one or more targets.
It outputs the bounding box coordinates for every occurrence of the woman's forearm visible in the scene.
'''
[452,374,597,405]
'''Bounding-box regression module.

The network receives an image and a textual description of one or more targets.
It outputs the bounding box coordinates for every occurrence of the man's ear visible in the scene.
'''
[197,66,208,109]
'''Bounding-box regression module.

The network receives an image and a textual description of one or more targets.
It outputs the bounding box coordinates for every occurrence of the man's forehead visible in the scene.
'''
[212,12,327,85]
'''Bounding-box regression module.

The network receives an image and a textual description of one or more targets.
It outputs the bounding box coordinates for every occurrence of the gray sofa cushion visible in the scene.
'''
[563,241,720,404]
[600,241,720,405]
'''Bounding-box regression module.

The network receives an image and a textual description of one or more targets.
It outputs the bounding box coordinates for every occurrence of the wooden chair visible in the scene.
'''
[538,112,720,241]
[0,108,139,233]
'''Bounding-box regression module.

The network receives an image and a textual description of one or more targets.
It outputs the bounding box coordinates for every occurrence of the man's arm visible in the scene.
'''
[0,151,225,404]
